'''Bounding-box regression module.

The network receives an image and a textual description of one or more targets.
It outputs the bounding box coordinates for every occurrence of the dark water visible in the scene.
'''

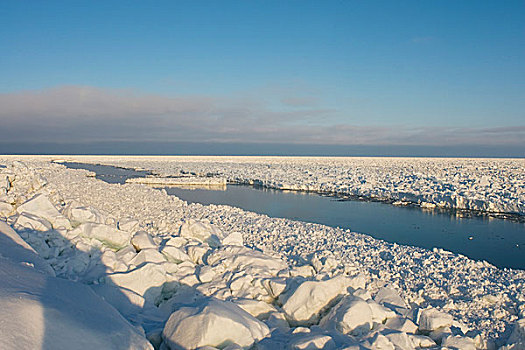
[62,162,525,270]
[62,162,151,183]
[166,185,524,270]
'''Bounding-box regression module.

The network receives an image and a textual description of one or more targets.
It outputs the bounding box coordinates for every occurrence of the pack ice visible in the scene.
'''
[0,156,524,350]
[83,156,524,217]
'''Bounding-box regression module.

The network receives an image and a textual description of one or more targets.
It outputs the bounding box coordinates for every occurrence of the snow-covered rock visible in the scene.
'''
[162,298,270,349]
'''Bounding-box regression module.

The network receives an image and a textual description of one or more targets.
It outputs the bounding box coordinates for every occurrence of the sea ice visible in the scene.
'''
[179,218,221,248]
[17,194,71,229]
[280,275,351,326]
[0,223,152,349]
[319,295,373,336]
[162,298,270,349]
[71,222,130,249]
[1,156,523,349]
[418,307,454,332]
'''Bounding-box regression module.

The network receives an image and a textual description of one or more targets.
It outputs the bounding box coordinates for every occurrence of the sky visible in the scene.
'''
[1,1,524,156]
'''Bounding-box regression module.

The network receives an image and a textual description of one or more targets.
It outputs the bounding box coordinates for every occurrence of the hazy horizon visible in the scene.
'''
[1,141,523,158]
[1,2,524,156]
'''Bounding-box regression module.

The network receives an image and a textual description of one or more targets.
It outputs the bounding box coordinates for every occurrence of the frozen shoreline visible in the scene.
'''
[1,156,524,349]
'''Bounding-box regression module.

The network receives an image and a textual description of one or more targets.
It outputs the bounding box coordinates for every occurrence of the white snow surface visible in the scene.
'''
[0,155,524,350]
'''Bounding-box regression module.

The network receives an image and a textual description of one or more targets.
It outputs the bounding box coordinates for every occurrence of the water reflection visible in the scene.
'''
[165,184,525,270]
[60,161,525,270]
[60,162,151,184]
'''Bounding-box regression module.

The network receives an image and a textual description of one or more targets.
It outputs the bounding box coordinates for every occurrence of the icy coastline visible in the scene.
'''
[1,156,524,349]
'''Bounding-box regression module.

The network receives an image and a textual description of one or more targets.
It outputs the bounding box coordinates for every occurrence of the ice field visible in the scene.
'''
[73,156,525,218]
[1,156,524,349]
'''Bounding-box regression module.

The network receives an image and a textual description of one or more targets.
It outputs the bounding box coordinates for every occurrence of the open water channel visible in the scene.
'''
[63,162,525,270]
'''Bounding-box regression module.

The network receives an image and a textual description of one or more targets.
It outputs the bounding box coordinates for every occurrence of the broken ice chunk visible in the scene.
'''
[280,275,351,326]
[162,298,270,349]
[418,308,454,332]
[319,295,373,336]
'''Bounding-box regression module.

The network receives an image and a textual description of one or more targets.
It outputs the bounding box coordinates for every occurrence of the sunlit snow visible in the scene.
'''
[0,156,524,349]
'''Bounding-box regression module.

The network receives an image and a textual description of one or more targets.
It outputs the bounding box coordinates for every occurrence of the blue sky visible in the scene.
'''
[1,1,524,155]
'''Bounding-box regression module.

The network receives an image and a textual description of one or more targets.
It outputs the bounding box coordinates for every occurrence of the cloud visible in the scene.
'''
[0,86,523,148]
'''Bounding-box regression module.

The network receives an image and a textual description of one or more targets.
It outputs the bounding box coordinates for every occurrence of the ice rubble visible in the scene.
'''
[0,157,524,350]
[126,176,226,186]
[75,156,524,217]
[0,221,152,350]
